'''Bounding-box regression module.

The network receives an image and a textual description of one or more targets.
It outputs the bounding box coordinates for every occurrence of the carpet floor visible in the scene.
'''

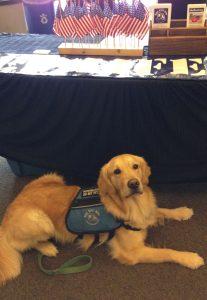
[0,157,206,300]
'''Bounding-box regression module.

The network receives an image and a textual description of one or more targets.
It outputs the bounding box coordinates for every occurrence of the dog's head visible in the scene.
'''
[98,154,151,200]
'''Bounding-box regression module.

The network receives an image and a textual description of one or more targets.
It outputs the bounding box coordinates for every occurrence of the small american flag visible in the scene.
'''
[53,4,66,37]
[64,3,78,38]
[103,0,113,37]
[115,0,132,37]
[133,0,149,39]
[107,0,121,37]
[77,1,95,37]
[91,0,103,35]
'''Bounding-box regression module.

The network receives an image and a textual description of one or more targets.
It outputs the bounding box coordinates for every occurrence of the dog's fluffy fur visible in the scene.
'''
[0,154,204,285]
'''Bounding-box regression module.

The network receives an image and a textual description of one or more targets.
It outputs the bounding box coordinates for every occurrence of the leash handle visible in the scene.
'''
[38,253,93,275]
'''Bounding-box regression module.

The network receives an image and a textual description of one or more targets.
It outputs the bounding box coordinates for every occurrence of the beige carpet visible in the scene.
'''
[0,157,207,300]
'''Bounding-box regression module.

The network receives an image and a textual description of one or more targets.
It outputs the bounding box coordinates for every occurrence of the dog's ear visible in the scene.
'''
[98,162,125,219]
[98,163,116,196]
[139,157,151,185]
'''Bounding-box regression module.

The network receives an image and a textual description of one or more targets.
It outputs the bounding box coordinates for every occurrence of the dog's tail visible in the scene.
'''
[0,227,22,286]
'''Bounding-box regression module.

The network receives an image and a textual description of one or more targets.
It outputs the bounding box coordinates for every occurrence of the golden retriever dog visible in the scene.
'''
[0,154,204,285]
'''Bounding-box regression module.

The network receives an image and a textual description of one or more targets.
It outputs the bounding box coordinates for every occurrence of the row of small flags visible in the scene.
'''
[53,0,149,40]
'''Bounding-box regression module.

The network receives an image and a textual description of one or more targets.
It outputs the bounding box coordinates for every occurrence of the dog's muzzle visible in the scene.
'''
[127,179,142,196]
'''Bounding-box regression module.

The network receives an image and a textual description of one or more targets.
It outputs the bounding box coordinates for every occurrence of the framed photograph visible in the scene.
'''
[150,3,172,28]
[187,4,206,28]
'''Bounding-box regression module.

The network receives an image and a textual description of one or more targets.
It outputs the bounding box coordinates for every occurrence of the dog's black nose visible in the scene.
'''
[127,179,139,190]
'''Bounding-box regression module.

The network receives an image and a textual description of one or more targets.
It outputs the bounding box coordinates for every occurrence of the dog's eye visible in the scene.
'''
[114,168,121,175]
[133,164,139,169]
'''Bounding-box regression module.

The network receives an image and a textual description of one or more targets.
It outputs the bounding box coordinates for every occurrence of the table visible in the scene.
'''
[1,33,207,184]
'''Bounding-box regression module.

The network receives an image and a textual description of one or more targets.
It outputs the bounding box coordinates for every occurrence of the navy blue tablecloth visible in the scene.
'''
[1,34,207,184]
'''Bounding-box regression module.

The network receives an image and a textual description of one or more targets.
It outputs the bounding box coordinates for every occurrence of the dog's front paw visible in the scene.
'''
[43,244,59,257]
[180,253,204,270]
[174,207,194,221]
[37,242,59,257]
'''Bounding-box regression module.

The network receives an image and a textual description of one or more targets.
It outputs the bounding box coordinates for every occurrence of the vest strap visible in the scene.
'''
[92,233,100,246]
[122,223,141,231]
[107,230,115,241]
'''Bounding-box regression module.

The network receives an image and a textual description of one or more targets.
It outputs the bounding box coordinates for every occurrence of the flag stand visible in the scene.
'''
[58,36,143,57]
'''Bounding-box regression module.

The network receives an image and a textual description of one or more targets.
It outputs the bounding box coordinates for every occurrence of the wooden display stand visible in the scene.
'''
[58,38,143,57]
[149,19,207,56]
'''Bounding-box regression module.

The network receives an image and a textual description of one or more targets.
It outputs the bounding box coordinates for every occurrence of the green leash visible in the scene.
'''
[38,254,93,275]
